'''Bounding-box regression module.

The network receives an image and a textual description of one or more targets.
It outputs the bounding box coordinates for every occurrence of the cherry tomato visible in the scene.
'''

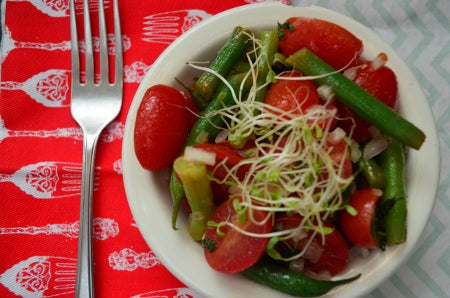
[204,198,272,273]
[193,143,249,203]
[134,84,189,171]
[337,54,399,142]
[193,143,248,180]
[279,17,363,70]
[183,89,201,128]
[326,135,353,181]
[304,224,350,276]
[274,214,350,276]
[354,57,398,109]
[305,100,338,132]
[340,188,381,248]
[265,72,320,115]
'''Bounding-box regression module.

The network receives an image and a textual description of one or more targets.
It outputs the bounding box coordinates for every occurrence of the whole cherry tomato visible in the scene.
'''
[134,84,190,171]
[337,54,399,142]
[340,188,382,248]
[279,17,363,70]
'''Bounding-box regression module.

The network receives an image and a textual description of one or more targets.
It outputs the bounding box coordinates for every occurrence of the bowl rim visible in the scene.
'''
[122,3,440,297]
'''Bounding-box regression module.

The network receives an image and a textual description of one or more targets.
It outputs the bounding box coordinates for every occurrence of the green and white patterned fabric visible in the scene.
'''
[290,0,449,297]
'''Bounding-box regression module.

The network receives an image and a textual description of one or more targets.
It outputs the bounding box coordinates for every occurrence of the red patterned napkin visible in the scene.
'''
[0,0,288,297]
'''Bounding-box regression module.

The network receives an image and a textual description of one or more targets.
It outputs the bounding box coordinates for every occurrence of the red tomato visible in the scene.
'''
[340,188,381,248]
[304,225,350,276]
[204,198,272,273]
[134,84,189,171]
[337,54,399,142]
[279,17,363,70]
[305,100,338,132]
[326,135,353,181]
[354,58,398,109]
[193,143,249,203]
[183,90,201,128]
[274,214,350,276]
[265,72,320,115]
[193,143,248,180]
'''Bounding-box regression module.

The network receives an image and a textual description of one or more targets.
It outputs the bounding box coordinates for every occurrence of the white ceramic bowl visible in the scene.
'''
[122,3,440,297]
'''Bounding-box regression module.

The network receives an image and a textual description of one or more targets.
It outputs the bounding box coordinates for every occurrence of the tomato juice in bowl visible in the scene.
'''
[122,3,440,297]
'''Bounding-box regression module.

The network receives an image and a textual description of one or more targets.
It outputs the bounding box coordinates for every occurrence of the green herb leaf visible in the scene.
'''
[266,236,283,260]
[277,22,294,40]
[202,238,217,252]
[345,205,358,216]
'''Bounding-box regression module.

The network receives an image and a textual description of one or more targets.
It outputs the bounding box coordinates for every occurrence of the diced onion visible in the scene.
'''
[317,85,334,101]
[371,53,388,70]
[350,246,371,261]
[343,66,358,80]
[289,258,305,273]
[228,185,241,195]
[184,146,216,166]
[215,129,228,144]
[350,140,362,163]
[363,136,390,160]
[371,188,383,197]
[327,127,346,145]
[302,241,325,263]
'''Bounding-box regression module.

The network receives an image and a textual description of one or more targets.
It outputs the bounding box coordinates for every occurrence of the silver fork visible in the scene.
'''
[69,0,123,297]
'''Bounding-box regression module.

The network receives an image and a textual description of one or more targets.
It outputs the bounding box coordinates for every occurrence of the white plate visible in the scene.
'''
[122,3,440,297]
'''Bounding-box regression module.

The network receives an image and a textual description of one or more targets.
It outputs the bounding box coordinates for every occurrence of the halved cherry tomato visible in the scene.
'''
[326,134,353,181]
[193,143,248,180]
[279,17,363,70]
[305,100,338,132]
[265,72,320,115]
[192,143,249,204]
[134,84,190,171]
[204,198,272,273]
[337,55,399,142]
[304,225,350,276]
[340,188,381,248]
[274,214,350,276]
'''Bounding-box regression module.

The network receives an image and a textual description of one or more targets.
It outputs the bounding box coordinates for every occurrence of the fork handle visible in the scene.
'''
[76,132,100,298]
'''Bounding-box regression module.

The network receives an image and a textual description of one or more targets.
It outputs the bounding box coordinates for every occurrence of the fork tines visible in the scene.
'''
[70,0,122,86]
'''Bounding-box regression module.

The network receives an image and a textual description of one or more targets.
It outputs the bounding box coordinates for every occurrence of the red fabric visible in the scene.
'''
[0,0,289,297]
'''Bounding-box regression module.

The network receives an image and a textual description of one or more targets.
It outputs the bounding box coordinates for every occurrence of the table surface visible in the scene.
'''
[1,0,449,297]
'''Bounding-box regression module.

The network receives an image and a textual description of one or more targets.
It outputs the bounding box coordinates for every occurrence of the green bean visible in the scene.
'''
[191,26,251,109]
[170,173,185,229]
[170,72,252,229]
[242,257,360,297]
[285,48,426,150]
[254,31,278,102]
[379,139,407,245]
[229,60,251,76]
[173,156,215,241]
[187,72,252,145]
[231,30,278,148]
[359,157,386,189]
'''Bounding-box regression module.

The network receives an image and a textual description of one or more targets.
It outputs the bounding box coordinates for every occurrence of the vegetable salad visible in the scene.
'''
[134,17,424,297]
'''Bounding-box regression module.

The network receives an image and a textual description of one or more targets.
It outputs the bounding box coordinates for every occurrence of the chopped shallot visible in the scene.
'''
[371,53,388,70]
[363,136,391,160]
[327,127,346,145]
[184,146,216,166]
